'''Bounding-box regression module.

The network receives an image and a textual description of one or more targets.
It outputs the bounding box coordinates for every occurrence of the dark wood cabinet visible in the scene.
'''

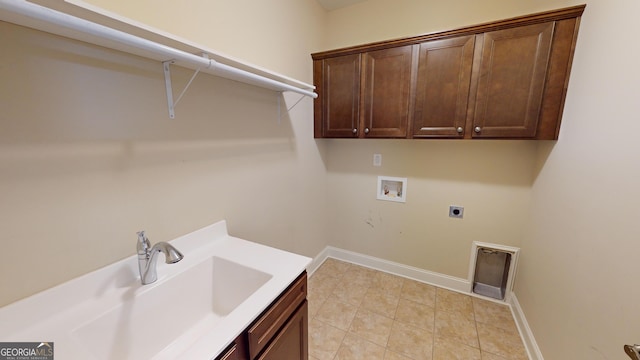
[247,273,307,359]
[312,5,585,140]
[316,54,361,138]
[470,22,554,138]
[361,46,414,138]
[216,343,242,360]
[257,301,308,360]
[412,35,475,138]
[215,333,249,360]
[215,272,308,360]
[314,46,415,138]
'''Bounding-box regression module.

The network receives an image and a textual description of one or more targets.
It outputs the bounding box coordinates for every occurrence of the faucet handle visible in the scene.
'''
[136,230,150,255]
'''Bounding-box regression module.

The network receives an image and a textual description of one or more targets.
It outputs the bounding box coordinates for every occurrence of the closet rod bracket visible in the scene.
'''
[163,57,205,119]
[163,61,176,119]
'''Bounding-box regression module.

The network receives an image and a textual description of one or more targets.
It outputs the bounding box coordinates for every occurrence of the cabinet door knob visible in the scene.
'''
[474,126,482,133]
[352,128,357,134]
[456,127,464,134]
[364,128,370,134]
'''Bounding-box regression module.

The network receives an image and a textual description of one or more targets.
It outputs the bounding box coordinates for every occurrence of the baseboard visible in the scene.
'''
[307,246,470,294]
[307,246,331,277]
[510,292,544,360]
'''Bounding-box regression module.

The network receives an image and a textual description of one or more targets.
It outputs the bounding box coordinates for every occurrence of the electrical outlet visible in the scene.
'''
[449,205,464,219]
[373,153,382,167]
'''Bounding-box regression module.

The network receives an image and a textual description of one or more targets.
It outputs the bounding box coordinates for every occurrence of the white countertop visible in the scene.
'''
[0,220,311,359]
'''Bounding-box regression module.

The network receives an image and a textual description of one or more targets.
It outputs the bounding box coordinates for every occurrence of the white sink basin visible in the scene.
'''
[0,220,311,360]
[73,257,271,360]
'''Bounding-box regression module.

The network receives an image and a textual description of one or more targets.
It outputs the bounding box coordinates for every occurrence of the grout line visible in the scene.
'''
[312,259,526,360]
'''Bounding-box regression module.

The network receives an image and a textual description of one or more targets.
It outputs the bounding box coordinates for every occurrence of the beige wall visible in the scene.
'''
[80,0,328,80]
[324,0,577,49]
[515,0,640,358]
[321,0,577,281]
[324,1,640,359]
[325,140,535,278]
[4,1,639,358]
[0,0,327,307]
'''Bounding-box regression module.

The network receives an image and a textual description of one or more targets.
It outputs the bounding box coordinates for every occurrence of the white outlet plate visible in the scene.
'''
[449,205,464,218]
[373,154,382,167]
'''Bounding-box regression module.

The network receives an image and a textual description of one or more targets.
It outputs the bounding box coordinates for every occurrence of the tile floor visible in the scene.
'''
[308,258,528,360]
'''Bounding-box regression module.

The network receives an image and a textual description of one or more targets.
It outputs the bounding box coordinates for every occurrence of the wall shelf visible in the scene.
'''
[0,0,318,118]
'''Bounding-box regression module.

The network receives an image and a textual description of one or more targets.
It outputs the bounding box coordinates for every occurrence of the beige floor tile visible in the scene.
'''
[335,333,386,360]
[371,272,404,296]
[477,322,528,360]
[435,288,474,320]
[348,308,394,347]
[384,349,415,359]
[387,320,434,360]
[400,279,436,308]
[472,297,518,332]
[315,297,358,331]
[309,265,526,360]
[481,351,510,360]
[317,258,352,277]
[435,309,479,348]
[433,337,481,360]
[308,291,327,318]
[309,272,341,299]
[361,286,400,318]
[395,298,435,331]
[309,318,346,360]
[342,264,379,288]
[333,281,369,306]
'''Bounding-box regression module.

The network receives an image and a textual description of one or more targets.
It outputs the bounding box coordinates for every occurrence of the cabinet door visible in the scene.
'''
[412,35,475,138]
[215,334,249,360]
[361,45,415,138]
[248,273,307,359]
[321,54,361,138]
[472,22,554,138]
[216,344,242,360]
[257,301,308,360]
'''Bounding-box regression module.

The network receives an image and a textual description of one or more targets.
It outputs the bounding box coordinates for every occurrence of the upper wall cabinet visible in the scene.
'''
[312,5,586,140]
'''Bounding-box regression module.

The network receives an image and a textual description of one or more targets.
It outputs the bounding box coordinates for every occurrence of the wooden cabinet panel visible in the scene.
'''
[536,17,581,139]
[361,45,415,138]
[248,273,307,359]
[320,54,361,138]
[311,5,584,140]
[412,35,475,138]
[257,301,308,360]
[215,334,249,360]
[471,22,554,138]
[214,272,307,360]
[216,344,240,360]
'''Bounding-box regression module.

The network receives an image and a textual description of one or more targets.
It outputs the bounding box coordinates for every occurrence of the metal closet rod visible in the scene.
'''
[0,0,318,99]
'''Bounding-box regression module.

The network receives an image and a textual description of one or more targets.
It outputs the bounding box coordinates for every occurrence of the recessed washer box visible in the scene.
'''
[377,176,407,203]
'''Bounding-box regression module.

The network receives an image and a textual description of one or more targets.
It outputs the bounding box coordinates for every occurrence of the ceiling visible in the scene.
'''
[316,0,368,11]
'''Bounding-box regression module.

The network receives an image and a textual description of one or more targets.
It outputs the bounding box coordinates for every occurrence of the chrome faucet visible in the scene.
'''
[136,231,184,285]
[625,344,640,360]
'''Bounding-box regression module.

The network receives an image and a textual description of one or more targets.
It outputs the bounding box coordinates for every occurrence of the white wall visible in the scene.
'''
[515,0,640,358]
[0,0,327,307]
